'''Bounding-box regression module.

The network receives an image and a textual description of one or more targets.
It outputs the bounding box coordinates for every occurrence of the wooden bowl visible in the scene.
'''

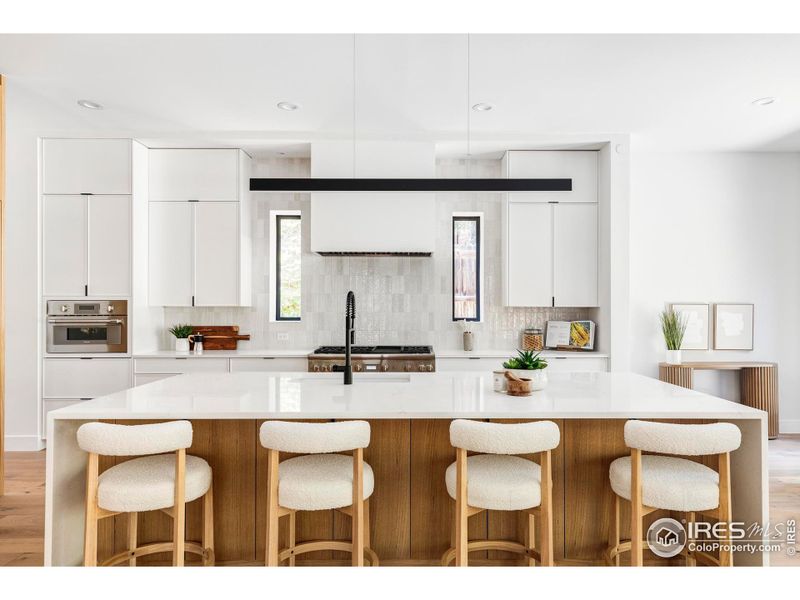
[504,371,533,396]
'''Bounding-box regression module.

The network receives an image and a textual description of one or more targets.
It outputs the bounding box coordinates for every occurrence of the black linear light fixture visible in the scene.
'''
[249,178,572,193]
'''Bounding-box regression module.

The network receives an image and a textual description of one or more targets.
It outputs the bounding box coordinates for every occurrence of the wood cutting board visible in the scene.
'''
[190,325,250,351]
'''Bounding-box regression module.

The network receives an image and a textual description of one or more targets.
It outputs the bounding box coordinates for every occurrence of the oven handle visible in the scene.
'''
[47,318,125,325]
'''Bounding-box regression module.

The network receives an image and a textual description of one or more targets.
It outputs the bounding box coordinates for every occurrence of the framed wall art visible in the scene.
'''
[713,303,754,350]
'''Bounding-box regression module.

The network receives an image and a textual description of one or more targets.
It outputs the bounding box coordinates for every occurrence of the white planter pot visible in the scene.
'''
[175,338,190,353]
[508,369,548,391]
[665,349,682,365]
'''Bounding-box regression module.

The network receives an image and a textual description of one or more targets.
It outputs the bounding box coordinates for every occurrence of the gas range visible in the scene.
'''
[308,345,435,373]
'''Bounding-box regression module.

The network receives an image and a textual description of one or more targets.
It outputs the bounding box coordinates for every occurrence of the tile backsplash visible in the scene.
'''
[163,158,597,351]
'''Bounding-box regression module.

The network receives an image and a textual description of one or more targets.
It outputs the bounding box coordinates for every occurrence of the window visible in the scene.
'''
[453,214,481,321]
[275,213,301,320]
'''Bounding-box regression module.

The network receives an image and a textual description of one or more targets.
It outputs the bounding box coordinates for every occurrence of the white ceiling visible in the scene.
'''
[1,33,799,155]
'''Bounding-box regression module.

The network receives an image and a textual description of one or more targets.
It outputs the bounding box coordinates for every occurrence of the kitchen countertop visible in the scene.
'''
[48,371,763,421]
[133,349,608,359]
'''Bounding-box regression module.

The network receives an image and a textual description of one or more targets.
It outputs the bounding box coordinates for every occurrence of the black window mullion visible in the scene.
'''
[452,216,481,322]
[276,214,301,321]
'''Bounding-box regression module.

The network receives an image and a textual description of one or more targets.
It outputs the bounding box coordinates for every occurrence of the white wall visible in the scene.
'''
[630,152,800,432]
[3,81,99,449]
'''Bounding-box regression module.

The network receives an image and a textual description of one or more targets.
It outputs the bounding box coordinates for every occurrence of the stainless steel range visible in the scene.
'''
[308,345,435,373]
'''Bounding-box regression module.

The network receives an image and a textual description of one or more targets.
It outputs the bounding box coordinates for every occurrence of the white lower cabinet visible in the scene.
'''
[43,358,132,399]
[436,356,608,373]
[133,357,230,386]
[134,372,179,386]
[229,357,307,372]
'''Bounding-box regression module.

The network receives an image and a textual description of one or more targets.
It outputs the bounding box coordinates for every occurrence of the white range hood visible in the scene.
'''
[310,141,436,256]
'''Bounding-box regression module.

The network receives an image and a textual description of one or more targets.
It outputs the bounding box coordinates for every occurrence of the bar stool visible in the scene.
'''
[260,420,379,566]
[77,420,214,567]
[606,420,741,567]
[441,419,560,567]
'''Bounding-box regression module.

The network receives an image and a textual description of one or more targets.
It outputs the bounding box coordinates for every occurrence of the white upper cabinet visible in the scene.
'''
[503,150,597,203]
[87,195,131,296]
[43,195,87,296]
[149,149,240,201]
[148,201,194,306]
[194,202,240,306]
[504,202,553,307]
[43,195,131,297]
[502,150,599,308]
[553,203,598,307]
[42,139,131,195]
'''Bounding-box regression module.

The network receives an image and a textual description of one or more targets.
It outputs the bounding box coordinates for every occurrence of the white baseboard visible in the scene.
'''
[779,420,800,435]
[3,435,46,452]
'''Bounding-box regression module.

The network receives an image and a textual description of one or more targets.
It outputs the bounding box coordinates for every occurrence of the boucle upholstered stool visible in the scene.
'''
[441,419,560,567]
[77,421,214,567]
[606,420,742,567]
[260,420,378,566]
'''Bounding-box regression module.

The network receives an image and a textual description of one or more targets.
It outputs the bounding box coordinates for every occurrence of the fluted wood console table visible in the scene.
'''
[659,361,779,439]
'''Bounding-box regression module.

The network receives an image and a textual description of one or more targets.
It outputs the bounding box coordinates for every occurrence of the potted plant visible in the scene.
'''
[169,324,193,353]
[502,350,549,390]
[659,309,687,365]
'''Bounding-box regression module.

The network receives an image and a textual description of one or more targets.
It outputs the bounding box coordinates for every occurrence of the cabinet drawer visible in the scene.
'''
[42,139,131,195]
[545,357,608,372]
[134,357,229,374]
[44,358,132,399]
[230,357,307,372]
[149,149,239,201]
[436,357,501,371]
[134,373,179,386]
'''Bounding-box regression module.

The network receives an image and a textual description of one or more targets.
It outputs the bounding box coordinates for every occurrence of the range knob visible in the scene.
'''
[322,365,330,372]
[418,365,426,372]
[381,364,389,372]
[355,364,362,372]
[313,365,320,372]
[427,365,434,372]
[61,304,69,313]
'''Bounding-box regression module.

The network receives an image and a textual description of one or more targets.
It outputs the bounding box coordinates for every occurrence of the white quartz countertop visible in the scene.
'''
[49,371,764,421]
[133,349,607,359]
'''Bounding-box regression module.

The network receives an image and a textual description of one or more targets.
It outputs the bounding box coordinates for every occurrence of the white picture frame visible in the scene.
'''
[670,303,709,350]
[713,303,754,350]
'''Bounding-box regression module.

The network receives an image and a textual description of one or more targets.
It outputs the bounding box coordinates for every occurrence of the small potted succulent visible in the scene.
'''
[169,324,193,353]
[659,309,687,365]
[503,349,549,390]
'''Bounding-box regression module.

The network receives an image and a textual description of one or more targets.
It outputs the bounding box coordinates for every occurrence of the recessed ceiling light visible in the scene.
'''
[77,99,103,110]
[472,103,493,112]
[277,101,299,111]
[752,97,777,107]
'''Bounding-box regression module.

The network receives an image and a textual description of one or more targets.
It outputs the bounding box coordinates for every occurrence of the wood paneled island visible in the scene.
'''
[45,371,769,566]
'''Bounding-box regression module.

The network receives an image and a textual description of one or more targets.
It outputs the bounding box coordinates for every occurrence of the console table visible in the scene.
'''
[659,361,779,439]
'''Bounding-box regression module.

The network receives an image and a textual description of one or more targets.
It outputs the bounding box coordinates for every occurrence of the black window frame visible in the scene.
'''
[275,214,302,321]
[452,215,481,322]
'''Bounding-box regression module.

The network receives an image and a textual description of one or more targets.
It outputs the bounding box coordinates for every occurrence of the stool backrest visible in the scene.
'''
[624,420,741,456]
[77,420,193,456]
[449,419,560,455]
[260,420,370,453]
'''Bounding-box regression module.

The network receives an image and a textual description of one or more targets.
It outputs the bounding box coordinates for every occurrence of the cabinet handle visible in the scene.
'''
[551,296,555,307]
[85,284,89,297]
[80,192,93,196]
[188,199,199,203]
[192,295,195,307]
[262,357,275,360]
[468,357,480,360]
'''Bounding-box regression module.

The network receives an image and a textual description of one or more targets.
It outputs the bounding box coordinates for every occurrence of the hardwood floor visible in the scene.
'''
[2,435,799,567]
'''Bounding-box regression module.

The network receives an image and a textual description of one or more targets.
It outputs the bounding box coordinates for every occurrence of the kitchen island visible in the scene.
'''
[45,371,769,566]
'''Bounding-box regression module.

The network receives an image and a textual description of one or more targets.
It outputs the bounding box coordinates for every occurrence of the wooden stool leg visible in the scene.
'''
[630,449,644,566]
[609,493,620,567]
[527,513,536,566]
[288,511,296,567]
[364,498,372,564]
[718,452,733,567]
[128,512,138,567]
[83,453,99,567]
[539,449,554,566]
[352,448,365,566]
[172,448,186,567]
[685,511,696,567]
[265,449,280,566]
[202,485,214,566]
[455,448,468,567]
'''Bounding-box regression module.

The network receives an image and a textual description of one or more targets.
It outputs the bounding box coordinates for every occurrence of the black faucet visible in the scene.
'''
[332,291,356,385]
